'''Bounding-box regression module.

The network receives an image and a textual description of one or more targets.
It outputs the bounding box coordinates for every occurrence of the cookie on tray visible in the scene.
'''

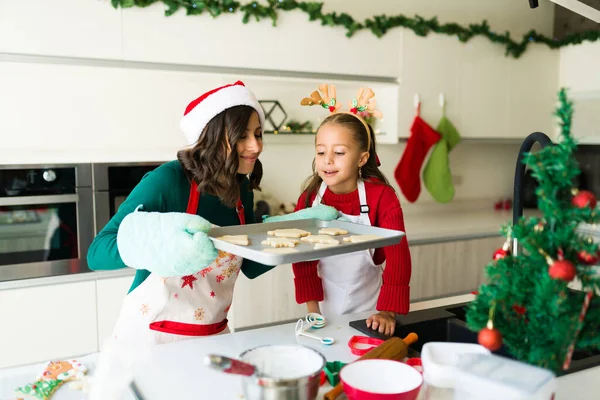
[342,234,382,243]
[266,228,311,238]
[261,237,300,248]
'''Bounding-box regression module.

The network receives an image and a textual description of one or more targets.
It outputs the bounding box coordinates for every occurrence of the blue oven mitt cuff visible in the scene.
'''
[116,205,218,277]
[262,204,340,223]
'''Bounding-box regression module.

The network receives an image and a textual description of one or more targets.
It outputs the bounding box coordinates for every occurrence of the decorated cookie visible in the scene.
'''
[15,360,87,400]
[318,227,349,236]
[262,248,300,254]
[300,235,339,245]
[216,235,249,246]
[266,229,311,238]
[342,234,382,243]
[261,237,300,248]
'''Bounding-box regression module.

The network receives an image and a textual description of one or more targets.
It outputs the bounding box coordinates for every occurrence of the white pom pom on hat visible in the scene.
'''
[180,80,266,145]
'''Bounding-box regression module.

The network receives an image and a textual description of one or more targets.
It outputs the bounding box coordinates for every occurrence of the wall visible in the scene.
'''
[0,0,559,208]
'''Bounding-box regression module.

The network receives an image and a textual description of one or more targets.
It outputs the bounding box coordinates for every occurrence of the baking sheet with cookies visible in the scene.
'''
[208,219,405,265]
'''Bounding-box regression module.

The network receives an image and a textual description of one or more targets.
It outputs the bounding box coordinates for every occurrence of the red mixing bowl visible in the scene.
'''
[340,359,423,400]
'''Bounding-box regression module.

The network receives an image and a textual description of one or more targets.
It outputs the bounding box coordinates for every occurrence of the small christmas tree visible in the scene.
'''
[466,88,600,374]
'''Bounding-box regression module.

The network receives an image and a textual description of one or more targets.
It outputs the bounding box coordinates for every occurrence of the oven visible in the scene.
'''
[92,162,162,234]
[0,164,94,281]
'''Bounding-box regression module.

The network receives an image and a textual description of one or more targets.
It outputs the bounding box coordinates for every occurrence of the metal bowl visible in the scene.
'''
[239,344,326,400]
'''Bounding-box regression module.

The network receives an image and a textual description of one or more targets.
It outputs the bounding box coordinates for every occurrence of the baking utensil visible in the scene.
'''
[323,333,418,400]
[205,354,258,377]
[347,335,385,356]
[295,319,335,345]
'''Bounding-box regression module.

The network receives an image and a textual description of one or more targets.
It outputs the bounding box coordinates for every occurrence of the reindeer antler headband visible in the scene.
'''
[300,84,383,150]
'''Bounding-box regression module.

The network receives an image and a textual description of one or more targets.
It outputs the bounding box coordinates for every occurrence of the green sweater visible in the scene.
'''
[87,160,274,293]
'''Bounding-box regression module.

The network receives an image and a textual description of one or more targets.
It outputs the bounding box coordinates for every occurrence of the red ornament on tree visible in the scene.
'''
[548,259,576,281]
[577,249,600,265]
[571,190,597,210]
[493,239,511,260]
[478,321,503,351]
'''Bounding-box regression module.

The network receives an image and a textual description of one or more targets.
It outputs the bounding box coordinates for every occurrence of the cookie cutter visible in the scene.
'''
[306,312,326,329]
[347,335,385,356]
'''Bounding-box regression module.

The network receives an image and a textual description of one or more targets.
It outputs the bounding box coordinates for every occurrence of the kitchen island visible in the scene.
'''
[2,294,596,400]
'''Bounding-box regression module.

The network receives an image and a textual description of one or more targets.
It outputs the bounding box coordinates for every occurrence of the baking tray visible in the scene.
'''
[208,219,405,266]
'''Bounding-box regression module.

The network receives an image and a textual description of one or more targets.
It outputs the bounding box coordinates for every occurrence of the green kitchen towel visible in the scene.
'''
[423,113,462,203]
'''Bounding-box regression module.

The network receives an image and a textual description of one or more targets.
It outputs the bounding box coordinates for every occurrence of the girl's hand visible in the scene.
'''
[366,311,396,337]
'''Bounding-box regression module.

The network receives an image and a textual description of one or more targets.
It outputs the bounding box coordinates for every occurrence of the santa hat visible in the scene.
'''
[180,81,265,145]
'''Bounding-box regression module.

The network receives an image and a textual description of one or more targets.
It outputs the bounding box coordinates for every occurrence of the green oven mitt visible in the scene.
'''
[116,205,218,277]
[423,114,462,203]
[262,204,340,223]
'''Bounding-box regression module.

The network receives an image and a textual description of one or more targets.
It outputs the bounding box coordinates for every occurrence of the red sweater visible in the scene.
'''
[292,180,412,314]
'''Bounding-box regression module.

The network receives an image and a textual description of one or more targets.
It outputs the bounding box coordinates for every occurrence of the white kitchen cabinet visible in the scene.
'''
[230,263,305,331]
[409,236,500,301]
[456,38,511,139]
[121,5,402,77]
[398,31,461,139]
[0,281,98,368]
[508,44,559,139]
[0,0,122,59]
[96,276,133,348]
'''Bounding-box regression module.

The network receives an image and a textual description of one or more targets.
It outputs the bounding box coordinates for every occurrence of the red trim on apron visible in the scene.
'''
[149,319,228,336]
[152,181,244,337]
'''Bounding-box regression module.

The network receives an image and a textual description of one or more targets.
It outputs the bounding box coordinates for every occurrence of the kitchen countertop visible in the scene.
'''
[2,294,594,400]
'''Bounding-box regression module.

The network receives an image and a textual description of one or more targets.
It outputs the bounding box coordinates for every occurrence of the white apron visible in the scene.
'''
[313,180,383,316]
[111,181,244,345]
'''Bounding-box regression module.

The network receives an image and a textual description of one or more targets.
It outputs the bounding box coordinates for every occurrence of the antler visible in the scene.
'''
[349,87,383,119]
[300,84,341,112]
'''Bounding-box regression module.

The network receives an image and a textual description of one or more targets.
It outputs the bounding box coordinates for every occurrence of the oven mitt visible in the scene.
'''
[117,205,218,277]
[423,114,462,203]
[262,204,339,223]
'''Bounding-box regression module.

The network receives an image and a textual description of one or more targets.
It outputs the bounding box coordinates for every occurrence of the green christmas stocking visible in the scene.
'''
[423,114,462,203]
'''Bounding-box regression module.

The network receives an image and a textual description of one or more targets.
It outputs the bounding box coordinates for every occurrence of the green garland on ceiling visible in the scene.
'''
[110,0,600,59]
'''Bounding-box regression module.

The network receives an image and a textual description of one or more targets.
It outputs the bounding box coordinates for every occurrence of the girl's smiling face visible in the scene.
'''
[315,122,369,194]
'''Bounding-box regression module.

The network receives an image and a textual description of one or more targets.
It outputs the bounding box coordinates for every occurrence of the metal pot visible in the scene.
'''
[239,344,326,400]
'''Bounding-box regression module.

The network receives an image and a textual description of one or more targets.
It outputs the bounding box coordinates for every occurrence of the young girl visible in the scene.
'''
[292,86,412,337]
[87,81,276,345]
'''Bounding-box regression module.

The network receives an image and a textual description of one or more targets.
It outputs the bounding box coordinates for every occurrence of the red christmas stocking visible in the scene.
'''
[395,116,441,202]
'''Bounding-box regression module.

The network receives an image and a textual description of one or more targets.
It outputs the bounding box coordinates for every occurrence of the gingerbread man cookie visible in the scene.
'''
[342,234,382,243]
[266,228,311,238]
[300,235,339,245]
[318,227,349,236]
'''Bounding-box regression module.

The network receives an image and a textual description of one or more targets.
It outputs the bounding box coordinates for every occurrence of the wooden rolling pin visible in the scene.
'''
[323,333,418,400]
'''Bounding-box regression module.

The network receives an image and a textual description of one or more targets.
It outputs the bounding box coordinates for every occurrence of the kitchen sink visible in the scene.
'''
[349,302,600,375]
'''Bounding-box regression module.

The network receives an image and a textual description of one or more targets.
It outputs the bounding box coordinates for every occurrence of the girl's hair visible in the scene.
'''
[302,113,390,207]
[177,105,262,207]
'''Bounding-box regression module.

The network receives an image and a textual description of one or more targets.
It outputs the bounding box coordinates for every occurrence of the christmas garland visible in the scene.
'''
[109,0,600,59]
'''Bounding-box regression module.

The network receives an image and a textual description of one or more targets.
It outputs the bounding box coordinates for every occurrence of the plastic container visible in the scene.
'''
[421,342,490,389]
[453,353,556,400]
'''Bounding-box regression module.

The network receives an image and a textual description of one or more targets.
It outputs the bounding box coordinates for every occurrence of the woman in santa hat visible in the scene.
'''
[87,81,336,345]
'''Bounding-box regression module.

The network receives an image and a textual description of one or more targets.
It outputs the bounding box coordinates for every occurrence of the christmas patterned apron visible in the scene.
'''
[111,182,244,345]
[312,180,383,316]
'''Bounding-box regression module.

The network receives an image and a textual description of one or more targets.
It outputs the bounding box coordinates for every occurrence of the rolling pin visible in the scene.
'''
[323,333,418,400]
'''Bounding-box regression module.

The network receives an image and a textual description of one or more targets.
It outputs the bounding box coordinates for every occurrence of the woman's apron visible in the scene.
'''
[312,180,383,316]
[111,182,244,345]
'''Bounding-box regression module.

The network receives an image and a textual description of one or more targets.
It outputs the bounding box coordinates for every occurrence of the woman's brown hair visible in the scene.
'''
[302,113,390,207]
[177,105,262,207]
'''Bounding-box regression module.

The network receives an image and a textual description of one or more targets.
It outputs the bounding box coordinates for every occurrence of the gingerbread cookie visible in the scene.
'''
[15,360,87,400]
[318,227,349,236]
[216,235,249,246]
[266,228,311,238]
[342,234,382,243]
[262,247,299,254]
[261,237,300,248]
[300,235,339,245]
